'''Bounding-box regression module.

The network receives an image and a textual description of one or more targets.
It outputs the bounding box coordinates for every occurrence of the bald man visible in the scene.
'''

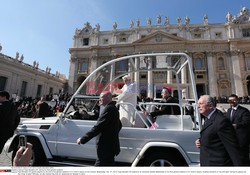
[77,91,122,166]
[195,95,243,166]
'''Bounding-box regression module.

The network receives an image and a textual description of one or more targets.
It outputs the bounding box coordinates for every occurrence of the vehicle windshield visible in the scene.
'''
[70,53,197,99]
[64,53,200,129]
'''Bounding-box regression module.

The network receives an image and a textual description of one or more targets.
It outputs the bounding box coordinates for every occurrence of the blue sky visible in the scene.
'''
[1,0,250,78]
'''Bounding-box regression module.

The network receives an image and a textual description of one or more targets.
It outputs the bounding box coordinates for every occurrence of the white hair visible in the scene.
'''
[122,75,131,80]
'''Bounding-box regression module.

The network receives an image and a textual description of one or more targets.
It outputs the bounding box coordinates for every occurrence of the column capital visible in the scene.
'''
[205,51,214,57]
[230,50,242,57]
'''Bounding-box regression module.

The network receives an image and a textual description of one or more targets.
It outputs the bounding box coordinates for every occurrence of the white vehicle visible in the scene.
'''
[5,53,201,166]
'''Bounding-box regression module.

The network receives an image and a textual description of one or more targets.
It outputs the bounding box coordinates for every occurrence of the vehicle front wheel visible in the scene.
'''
[143,152,183,166]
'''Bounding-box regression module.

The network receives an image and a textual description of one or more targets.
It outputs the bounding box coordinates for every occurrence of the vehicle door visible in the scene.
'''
[55,98,99,159]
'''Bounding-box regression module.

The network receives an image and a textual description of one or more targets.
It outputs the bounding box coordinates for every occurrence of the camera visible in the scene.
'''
[19,135,27,148]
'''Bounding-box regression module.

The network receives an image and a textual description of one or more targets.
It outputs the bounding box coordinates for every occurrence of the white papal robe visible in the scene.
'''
[116,82,137,127]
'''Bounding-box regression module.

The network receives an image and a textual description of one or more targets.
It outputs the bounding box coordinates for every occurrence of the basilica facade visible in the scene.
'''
[69,7,250,99]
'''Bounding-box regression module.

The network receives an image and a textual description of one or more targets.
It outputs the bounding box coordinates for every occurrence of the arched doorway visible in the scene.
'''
[77,76,86,94]
[196,84,205,98]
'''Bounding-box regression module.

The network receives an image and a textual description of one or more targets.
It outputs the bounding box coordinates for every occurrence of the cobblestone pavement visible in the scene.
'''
[0,150,12,166]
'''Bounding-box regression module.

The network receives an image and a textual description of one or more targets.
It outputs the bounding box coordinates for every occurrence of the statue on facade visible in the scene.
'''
[164,16,170,26]
[240,7,249,16]
[15,52,19,59]
[95,23,100,32]
[136,19,140,27]
[113,22,117,30]
[84,22,91,29]
[185,16,190,25]
[157,15,161,25]
[129,20,134,28]
[19,54,24,62]
[232,16,238,23]
[0,43,2,52]
[203,14,208,25]
[177,17,182,26]
[33,61,36,67]
[36,62,39,68]
[147,17,152,26]
[226,12,232,23]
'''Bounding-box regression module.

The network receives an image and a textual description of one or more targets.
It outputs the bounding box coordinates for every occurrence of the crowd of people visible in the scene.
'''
[216,95,250,104]
[11,93,71,119]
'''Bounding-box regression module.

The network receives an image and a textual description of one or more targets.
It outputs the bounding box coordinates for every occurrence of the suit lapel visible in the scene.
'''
[201,110,217,133]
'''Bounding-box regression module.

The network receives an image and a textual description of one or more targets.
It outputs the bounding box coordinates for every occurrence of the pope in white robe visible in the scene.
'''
[116,75,137,127]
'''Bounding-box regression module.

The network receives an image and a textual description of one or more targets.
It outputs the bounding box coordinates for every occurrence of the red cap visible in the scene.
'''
[163,86,172,93]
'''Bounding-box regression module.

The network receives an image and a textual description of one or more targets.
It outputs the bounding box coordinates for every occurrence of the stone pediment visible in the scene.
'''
[133,31,186,44]
[79,22,93,35]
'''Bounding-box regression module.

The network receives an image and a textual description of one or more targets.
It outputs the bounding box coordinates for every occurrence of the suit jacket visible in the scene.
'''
[80,102,122,159]
[150,96,181,118]
[0,100,18,138]
[38,102,50,118]
[226,106,250,148]
[200,109,243,166]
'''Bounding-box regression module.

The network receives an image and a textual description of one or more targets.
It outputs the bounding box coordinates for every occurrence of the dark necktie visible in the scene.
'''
[230,108,235,122]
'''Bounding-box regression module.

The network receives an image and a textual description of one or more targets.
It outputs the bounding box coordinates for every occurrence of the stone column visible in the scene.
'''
[226,25,235,39]
[231,51,244,96]
[181,66,187,99]
[68,56,77,94]
[167,57,172,84]
[227,52,235,94]
[147,57,153,98]
[206,52,218,97]
[134,57,140,95]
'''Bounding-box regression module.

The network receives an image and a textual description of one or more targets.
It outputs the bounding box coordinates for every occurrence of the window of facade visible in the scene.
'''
[36,85,42,97]
[242,28,250,37]
[119,37,127,42]
[197,75,203,79]
[20,81,27,97]
[103,38,109,44]
[246,57,250,70]
[0,76,7,91]
[49,87,53,94]
[215,32,222,39]
[218,57,225,70]
[83,38,89,45]
[116,60,128,72]
[193,33,202,39]
[80,62,87,72]
[172,33,177,36]
[195,57,203,69]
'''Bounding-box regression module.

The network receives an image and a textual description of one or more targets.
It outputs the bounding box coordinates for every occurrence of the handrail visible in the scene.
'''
[139,102,185,130]
[116,102,152,128]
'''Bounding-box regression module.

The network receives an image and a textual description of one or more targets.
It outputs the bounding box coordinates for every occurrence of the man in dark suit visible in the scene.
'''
[195,95,243,166]
[0,91,20,153]
[226,94,250,165]
[144,86,180,121]
[77,91,122,166]
[36,97,50,118]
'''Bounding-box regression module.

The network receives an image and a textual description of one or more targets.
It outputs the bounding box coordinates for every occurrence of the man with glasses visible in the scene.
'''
[195,95,243,166]
[226,94,250,165]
